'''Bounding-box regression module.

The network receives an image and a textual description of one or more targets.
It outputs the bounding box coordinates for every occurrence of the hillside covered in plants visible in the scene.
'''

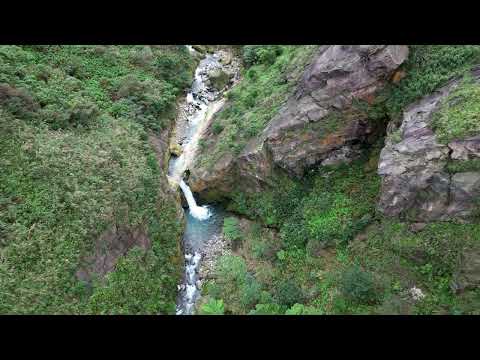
[0,45,195,314]
[1,45,480,315]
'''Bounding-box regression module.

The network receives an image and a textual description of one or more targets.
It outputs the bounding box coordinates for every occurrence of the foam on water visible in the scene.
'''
[169,50,228,315]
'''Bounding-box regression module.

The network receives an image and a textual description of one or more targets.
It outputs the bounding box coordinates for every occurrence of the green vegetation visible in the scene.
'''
[198,45,319,167]
[3,45,480,315]
[338,265,380,305]
[242,45,284,68]
[0,45,194,132]
[198,298,225,315]
[446,159,480,173]
[203,45,480,315]
[349,220,480,315]
[203,254,261,314]
[208,143,480,314]
[223,217,242,250]
[383,45,480,118]
[0,45,194,314]
[432,76,480,143]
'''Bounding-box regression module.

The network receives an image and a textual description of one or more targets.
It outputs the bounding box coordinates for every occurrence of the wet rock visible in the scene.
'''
[192,45,207,54]
[198,234,231,280]
[408,286,426,301]
[169,143,183,157]
[378,67,480,222]
[220,51,232,65]
[208,68,230,91]
[321,145,362,166]
[449,136,480,160]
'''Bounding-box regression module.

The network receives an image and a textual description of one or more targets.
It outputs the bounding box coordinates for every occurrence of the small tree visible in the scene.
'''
[223,217,242,250]
[339,265,379,305]
[199,298,225,315]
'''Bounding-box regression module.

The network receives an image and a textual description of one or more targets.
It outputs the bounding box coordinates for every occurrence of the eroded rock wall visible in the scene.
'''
[378,66,480,222]
[191,45,409,198]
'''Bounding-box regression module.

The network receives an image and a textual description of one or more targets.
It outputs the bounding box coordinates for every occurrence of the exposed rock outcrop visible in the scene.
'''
[452,247,480,293]
[378,66,480,222]
[76,119,185,284]
[207,68,230,91]
[76,225,151,283]
[191,45,408,198]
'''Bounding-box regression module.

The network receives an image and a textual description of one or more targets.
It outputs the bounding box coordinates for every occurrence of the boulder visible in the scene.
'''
[208,68,230,91]
[378,66,480,222]
[169,143,183,157]
[452,247,480,293]
[192,45,207,54]
[220,51,233,65]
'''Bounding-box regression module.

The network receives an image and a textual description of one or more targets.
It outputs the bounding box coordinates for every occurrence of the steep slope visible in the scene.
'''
[193,45,480,315]
[0,45,194,314]
[190,45,408,200]
[379,66,480,222]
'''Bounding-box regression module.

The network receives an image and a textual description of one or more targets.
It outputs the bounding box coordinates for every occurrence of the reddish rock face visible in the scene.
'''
[190,45,409,198]
[76,225,151,283]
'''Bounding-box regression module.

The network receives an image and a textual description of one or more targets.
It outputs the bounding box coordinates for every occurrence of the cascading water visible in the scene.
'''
[168,46,238,315]
[179,180,211,221]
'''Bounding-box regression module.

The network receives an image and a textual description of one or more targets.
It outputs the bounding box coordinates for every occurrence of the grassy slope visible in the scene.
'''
[0,45,194,314]
[199,45,480,315]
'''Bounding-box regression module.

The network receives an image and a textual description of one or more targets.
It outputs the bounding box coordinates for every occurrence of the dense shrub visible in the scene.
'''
[212,121,224,135]
[87,248,177,314]
[0,83,39,118]
[129,46,154,67]
[154,52,193,92]
[243,45,283,67]
[205,255,261,314]
[112,76,177,131]
[223,217,242,250]
[274,279,304,307]
[198,298,225,315]
[66,99,101,128]
[0,45,192,314]
[339,265,379,305]
[285,303,323,315]
[248,303,284,315]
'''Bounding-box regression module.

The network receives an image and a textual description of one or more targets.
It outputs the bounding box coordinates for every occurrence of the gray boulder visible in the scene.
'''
[452,247,480,293]
[378,66,480,222]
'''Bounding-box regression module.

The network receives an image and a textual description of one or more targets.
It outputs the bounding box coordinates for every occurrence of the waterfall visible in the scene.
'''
[169,49,238,315]
[179,180,211,220]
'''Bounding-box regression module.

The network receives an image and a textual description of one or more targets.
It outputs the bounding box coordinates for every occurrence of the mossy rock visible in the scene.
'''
[208,69,230,91]
[192,45,207,54]
[169,143,183,156]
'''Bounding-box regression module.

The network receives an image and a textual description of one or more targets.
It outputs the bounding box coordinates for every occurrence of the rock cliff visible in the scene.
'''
[190,45,409,199]
[378,66,480,222]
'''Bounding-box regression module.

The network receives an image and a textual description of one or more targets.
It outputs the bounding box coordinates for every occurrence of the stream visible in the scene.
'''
[167,47,237,315]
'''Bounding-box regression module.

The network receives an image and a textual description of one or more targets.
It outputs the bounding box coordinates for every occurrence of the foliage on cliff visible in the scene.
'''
[203,45,480,315]
[197,45,319,168]
[0,45,194,314]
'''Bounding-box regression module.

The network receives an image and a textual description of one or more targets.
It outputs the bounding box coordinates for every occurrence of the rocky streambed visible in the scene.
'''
[168,46,241,315]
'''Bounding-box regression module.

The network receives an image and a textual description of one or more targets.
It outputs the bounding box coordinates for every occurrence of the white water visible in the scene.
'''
[168,50,224,315]
[170,47,238,315]
[179,180,211,220]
